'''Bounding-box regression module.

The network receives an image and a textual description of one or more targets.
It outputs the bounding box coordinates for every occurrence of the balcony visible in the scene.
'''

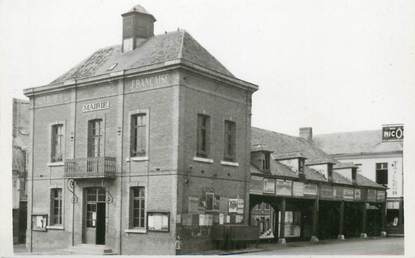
[64,157,116,179]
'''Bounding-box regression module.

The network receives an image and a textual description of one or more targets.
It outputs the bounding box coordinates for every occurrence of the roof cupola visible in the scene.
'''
[121,4,156,52]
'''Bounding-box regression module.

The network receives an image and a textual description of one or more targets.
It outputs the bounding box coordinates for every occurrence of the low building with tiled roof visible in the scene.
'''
[248,126,387,243]
[313,125,404,235]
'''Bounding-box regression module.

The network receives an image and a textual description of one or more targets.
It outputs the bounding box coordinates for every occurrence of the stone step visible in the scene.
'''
[63,244,113,255]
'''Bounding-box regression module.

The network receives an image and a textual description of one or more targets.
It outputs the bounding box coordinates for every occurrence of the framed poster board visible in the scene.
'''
[32,214,48,231]
[147,212,170,232]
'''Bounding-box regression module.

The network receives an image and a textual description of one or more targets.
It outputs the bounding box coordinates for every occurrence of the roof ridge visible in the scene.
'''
[315,129,380,137]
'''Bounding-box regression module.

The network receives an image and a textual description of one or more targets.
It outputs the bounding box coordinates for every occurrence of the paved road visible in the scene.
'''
[243,237,404,255]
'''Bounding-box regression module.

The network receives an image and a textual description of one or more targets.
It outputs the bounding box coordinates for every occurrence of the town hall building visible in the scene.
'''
[23,5,387,255]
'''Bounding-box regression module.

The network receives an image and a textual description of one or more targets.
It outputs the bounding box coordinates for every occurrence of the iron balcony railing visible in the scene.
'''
[64,157,116,179]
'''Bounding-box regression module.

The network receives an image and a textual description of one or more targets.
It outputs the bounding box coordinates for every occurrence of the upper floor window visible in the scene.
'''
[87,119,103,158]
[130,113,147,157]
[376,162,388,185]
[224,120,236,161]
[197,114,210,157]
[130,187,145,228]
[50,188,62,225]
[51,124,64,162]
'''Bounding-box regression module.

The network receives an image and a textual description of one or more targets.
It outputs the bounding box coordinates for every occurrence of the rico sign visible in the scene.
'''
[382,125,404,142]
[82,101,110,113]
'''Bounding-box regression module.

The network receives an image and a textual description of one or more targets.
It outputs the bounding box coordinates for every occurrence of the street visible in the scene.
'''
[243,237,404,255]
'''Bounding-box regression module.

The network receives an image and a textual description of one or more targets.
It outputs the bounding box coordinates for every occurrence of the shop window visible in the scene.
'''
[376,163,388,185]
[130,113,147,157]
[87,119,103,158]
[50,188,62,225]
[196,114,210,157]
[224,120,236,161]
[130,187,145,228]
[51,124,64,162]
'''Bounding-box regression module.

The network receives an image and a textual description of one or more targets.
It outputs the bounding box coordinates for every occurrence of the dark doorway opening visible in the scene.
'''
[96,203,106,245]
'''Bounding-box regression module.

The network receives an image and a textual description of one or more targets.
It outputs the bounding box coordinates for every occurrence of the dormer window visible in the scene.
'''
[263,152,270,171]
[298,158,305,173]
[328,163,333,181]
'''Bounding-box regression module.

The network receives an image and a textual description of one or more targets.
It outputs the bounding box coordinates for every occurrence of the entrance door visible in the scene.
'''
[84,187,106,245]
[96,203,106,245]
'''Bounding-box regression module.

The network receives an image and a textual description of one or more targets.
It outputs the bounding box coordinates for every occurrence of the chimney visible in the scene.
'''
[299,127,313,141]
[121,5,156,52]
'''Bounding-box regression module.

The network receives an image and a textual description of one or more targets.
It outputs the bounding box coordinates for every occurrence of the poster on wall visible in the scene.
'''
[228,199,238,213]
[276,179,292,196]
[32,214,48,231]
[263,178,275,194]
[237,199,244,214]
[188,197,199,213]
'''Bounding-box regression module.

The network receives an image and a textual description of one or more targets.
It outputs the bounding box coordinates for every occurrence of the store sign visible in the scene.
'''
[292,182,304,197]
[333,186,343,199]
[367,189,376,202]
[250,176,264,194]
[276,180,292,196]
[304,183,318,196]
[382,125,404,142]
[81,100,110,113]
[343,188,354,200]
[320,185,333,199]
[130,74,170,91]
[377,191,386,201]
[263,178,275,194]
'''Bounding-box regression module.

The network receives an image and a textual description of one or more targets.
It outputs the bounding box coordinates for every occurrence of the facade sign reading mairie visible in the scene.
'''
[81,100,110,113]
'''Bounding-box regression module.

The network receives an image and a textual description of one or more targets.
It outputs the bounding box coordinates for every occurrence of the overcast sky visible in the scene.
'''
[1,0,414,135]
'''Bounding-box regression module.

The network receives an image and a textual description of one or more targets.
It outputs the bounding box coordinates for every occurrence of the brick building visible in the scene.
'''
[24,5,257,255]
[23,5,387,255]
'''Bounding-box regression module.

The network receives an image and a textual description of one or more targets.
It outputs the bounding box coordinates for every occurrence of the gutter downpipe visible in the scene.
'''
[119,71,125,254]
[29,95,35,252]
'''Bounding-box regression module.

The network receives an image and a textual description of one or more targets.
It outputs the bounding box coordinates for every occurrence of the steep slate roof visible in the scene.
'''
[251,127,336,165]
[51,30,233,84]
[313,130,403,155]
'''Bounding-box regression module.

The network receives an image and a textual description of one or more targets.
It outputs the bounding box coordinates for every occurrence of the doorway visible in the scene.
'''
[84,187,106,245]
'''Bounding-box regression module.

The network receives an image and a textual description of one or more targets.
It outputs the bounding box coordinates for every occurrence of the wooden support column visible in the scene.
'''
[278,198,286,244]
[311,198,319,242]
[380,202,387,237]
[338,201,345,240]
[360,202,368,238]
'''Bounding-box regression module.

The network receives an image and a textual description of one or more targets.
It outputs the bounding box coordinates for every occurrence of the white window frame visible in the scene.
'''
[47,186,64,230]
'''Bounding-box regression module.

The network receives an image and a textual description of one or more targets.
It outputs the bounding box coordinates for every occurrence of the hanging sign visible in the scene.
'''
[81,100,110,113]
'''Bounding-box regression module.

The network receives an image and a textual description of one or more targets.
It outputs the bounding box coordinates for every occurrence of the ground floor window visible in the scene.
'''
[50,188,62,225]
[130,187,145,228]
